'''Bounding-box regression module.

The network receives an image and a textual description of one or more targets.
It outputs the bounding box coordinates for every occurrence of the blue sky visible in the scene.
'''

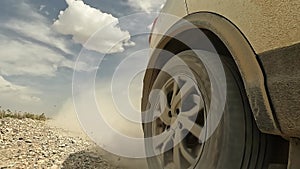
[0,0,164,115]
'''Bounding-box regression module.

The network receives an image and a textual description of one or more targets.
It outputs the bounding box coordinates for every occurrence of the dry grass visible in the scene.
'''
[0,108,47,121]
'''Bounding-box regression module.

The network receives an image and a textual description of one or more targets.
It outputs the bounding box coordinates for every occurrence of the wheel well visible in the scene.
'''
[166,29,230,55]
[143,12,282,136]
[151,28,234,78]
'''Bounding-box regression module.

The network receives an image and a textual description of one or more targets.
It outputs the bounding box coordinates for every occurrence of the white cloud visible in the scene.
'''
[2,1,73,56]
[0,76,40,102]
[4,19,73,56]
[128,0,166,13]
[0,76,24,93]
[44,11,50,16]
[0,34,73,77]
[0,1,95,77]
[39,5,46,11]
[53,0,134,54]
[0,34,92,77]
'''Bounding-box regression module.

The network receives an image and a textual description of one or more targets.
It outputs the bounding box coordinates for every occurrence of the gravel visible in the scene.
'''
[0,117,121,169]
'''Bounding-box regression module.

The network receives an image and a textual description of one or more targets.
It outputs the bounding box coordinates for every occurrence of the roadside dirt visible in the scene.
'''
[0,117,122,169]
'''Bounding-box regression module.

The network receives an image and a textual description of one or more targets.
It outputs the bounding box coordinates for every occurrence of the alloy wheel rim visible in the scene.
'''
[151,74,206,169]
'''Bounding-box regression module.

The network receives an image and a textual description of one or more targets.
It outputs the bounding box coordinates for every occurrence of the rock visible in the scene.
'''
[25,139,32,143]
[0,117,121,169]
[50,164,59,169]
[70,139,76,144]
[37,160,45,164]
[59,144,66,148]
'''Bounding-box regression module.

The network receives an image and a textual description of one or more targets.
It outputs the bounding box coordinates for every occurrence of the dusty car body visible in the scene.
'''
[142,0,299,168]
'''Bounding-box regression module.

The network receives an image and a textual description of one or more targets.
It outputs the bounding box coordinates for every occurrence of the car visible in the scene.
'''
[142,0,300,169]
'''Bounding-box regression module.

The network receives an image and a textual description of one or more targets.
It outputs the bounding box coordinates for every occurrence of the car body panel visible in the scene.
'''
[186,0,300,54]
[259,43,300,137]
[150,0,188,49]
[185,0,300,137]
[146,12,283,135]
[148,0,300,137]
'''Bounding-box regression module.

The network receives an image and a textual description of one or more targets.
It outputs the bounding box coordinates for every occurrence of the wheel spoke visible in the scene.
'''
[172,79,195,108]
[153,130,174,151]
[180,80,195,100]
[161,138,171,154]
[192,94,204,109]
[192,93,201,103]
[159,91,168,112]
[172,95,181,110]
[179,142,196,164]
[159,136,172,167]
[173,130,182,169]
[152,118,160,135]
[181,104,200,117]
[171,78,179,103]
[159,112,171,125]
[181,94,204,117]
[190,124,203,140]
[178,116,202,139]
[158,92,171,125]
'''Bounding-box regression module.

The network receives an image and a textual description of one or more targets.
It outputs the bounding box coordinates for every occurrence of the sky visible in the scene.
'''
[0,0,165,115]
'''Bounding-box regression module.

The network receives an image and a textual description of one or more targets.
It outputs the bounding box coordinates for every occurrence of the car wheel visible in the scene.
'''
[142,50,288,169]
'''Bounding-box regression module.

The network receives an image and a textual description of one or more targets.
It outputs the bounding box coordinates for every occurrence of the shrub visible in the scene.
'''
[0,108,48,121]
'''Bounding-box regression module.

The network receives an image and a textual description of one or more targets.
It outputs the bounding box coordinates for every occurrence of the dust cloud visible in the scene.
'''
[49,96,148,169]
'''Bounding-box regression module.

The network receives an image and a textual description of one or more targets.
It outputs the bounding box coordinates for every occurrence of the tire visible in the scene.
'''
[142,50,288,169]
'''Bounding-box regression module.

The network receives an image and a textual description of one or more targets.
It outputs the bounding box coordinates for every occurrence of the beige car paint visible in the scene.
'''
[186,0,300,54]
[147,0,300,136]
[150,0,188,49]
